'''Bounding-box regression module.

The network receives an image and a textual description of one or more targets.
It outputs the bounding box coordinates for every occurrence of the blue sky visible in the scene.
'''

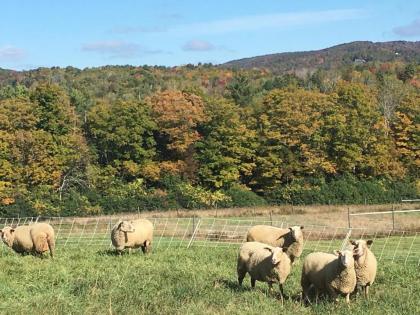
[0,0,419,70]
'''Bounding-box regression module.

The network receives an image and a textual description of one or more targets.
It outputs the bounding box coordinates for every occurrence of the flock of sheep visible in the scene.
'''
[0,218,377,305]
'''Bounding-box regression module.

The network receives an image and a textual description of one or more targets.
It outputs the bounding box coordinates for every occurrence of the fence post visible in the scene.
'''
[187,218,201,248]
[347,207,351,229]
[392,204,395,231]
[270,210,273,226]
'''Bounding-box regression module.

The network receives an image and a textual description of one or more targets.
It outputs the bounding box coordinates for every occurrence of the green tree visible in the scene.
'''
[86,99,157,180]
[195,98,257,189]
[227,73,252,106]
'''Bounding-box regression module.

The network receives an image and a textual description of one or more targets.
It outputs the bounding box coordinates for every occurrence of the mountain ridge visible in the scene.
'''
[222,40,420,74]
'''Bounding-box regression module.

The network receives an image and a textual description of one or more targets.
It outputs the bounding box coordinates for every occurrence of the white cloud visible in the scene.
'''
[171,9,368,35]
[182,40,215,51]
[110,26,167,34]
[0,45,26,62]
[81,40,165,58]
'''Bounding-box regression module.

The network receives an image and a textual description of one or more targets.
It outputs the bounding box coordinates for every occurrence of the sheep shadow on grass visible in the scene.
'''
[96,249,145,256]
[212,278,251,292]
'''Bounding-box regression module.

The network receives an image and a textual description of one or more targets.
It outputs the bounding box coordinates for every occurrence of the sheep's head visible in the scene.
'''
[334,249,354,268]
[265,246,288,265]
[289,226,304,241]
[0,227,15,247]
[350,239,373,258]
[118,221,135,233]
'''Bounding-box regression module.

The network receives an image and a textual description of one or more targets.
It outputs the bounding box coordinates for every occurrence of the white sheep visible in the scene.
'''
[237,241,292,303]
[246,225,304,263]
[301,250,356,304]
[349,239,377,299]
[111,219,153,254]
[0,223,55,257]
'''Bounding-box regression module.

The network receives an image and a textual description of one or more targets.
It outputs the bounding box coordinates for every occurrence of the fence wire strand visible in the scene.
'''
[0,216,419,264]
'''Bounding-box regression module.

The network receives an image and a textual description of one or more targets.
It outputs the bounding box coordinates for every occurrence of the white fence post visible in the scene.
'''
[187,218,201,248]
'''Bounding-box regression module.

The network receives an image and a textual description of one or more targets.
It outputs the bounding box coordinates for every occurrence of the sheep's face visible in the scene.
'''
[289,226,304,241]
[335,250,354,268]
[265,246,287,265]
[0,227,15,247]
[350,239,373,258]
[119,221,135,233]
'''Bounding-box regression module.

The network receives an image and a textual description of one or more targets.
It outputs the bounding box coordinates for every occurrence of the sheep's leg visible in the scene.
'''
[251,278,256,289]
[326,285,338,302]
[237,261,247,286]
[47,235,55,258]
[345,293,350,304]
[278,284,284,305]
[364,285,369,299]
[237,270,246,286]
[268,282,273,294]
[142,240,151,254]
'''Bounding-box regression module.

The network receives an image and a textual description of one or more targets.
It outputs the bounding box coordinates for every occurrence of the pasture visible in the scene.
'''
[0,246,419,315]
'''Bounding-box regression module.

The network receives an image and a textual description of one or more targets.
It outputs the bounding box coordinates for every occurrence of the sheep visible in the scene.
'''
[237,241,292,303]
[246,225,304,263]
[301,250,356,304]
[111,219,153,255]
[0,223,55,257]
[349,239,377,299]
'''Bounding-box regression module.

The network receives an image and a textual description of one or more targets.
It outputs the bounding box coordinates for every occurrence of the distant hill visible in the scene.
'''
[222,41,420,75]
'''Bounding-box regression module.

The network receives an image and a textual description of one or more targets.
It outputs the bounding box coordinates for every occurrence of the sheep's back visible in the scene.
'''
[246,225,288,247]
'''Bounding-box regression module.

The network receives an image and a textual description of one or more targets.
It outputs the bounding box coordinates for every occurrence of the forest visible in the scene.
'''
[0,51,419,216]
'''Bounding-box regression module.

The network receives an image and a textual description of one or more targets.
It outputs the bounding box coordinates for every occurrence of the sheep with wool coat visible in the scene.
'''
[301,250,356,304]
[246,225,304,263]
[0,223,55,257]
[237,241,292,303]
[111,219,153,254]
[349,239,377,299]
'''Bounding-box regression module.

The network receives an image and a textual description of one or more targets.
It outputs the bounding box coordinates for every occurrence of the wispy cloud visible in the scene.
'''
[182,40,215,51]
[81,40,165,58]
[393,18,420,37]
[160,13,183,20]
[0,45,26,62]
[172,9,368,35]
[110,26,167,34]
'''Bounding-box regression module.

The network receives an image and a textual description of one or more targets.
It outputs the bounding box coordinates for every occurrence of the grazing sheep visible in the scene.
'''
[0,223,55,257]
[237,241,292,303]
[111,219,153,254]
[301,250,356,304]
[349,239,377,299]
[246,225,304,263]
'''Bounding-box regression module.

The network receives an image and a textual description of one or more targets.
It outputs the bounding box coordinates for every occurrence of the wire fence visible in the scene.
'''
[0,216,419,265]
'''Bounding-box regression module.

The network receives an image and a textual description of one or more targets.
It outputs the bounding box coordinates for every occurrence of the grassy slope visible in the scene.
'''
[0,247,418,315]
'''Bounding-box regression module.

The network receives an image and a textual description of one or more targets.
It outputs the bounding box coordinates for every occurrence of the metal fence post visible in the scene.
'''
[187,218,201,248]
[392,204,395,231]
[347,207,351,228]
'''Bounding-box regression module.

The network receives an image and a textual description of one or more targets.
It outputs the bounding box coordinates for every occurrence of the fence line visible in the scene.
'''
[0,216,419,264]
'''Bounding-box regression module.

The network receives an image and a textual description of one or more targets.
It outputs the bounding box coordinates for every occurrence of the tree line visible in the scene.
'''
[0,62,418,216]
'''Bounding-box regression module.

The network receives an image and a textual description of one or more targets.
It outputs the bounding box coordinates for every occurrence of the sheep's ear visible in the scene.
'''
[300,226,304,230]
[333,250,341,256]
[350,240,357,246]
[264,247,273,253]
[366,240,373,247]
[288,227,292,231]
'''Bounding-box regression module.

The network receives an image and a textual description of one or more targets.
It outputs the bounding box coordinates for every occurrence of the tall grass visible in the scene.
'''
[0,247,418,314]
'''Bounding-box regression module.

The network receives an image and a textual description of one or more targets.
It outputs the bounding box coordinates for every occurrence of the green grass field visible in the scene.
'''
[0,246,418,315]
